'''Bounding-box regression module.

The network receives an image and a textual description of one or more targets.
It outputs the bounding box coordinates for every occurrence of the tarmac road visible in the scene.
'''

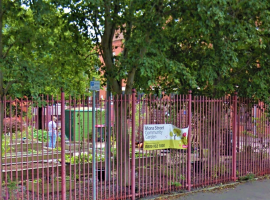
[177,179,270,200]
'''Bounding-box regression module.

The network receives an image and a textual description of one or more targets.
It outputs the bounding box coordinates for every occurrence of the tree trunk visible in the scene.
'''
[114,96,130,187]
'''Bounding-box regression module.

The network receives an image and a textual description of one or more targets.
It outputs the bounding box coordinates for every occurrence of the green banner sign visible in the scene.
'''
[143,124,189,150]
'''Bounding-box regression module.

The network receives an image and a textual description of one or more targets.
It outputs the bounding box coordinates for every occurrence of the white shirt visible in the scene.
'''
[48,121,57,135]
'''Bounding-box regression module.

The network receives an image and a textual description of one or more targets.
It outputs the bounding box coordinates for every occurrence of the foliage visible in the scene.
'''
[64,153,105,164]
[27,105,34,121]
[133,151,152,158]
[6,175,17,192]
[33,128,48,143]
[51,0,270,186]
[163,0,270,100]
[3,117,24,133]
[52,0,187,95]
[252,112,268,136]
[129,103,147,143]
[54,0,270,100]
[239,173,255,182]
[170,182,182,187]
[33,179,42,184]
[12,128,31,141]
[11,126,48,143]
[27,149,37,154]
[211,164,227,179]
[54,146,62,151]
[1,1,99,98]
[2,135,11,156]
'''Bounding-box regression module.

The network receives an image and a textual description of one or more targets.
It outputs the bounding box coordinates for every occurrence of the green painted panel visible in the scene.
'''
[65,108,105,141]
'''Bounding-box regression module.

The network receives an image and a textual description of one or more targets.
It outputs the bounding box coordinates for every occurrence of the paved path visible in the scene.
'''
[177,179,270,200]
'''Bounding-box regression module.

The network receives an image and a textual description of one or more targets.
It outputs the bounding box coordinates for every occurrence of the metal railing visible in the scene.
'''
[0,91,269,199]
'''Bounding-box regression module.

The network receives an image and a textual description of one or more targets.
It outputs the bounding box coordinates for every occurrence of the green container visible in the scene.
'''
[65,107,105,141]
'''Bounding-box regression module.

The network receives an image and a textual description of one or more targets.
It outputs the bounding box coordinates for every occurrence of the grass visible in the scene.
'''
[238,173,255,182]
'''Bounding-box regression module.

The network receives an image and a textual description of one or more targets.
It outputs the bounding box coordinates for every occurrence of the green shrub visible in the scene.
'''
[239,173,255,181]
[33,129,48,142]
[64,153,105,164]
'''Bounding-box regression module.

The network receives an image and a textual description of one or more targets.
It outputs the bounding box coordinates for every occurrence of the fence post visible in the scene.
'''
[131,89,136,200]
[61,89,66,199]
[232,92,237,182]
[92,78,97,200]
[105,82,111,181]
[187,90,192,191]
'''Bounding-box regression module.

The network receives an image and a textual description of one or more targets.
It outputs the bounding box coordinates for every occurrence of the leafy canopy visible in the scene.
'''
[54,0,270,101]
[160,0,270,100]
[1,0,99,98]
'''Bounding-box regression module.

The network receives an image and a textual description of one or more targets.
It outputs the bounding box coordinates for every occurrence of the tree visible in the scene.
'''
[53,0,192,186]
[2,1,99,99]
[160,0,270,167]
[53,0,270,186]
[0,0,98,192]
[161,0,270,100]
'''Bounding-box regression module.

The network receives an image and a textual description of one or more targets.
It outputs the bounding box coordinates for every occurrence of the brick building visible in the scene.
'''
[98,31,125,100]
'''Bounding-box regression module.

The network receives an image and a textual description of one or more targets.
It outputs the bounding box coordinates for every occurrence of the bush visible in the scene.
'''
[64,153,105,164]
[3,117,25,133]
[239,173,255,182]
[11,126,48,143]
[33,129,48,142]
[2,135,12,155]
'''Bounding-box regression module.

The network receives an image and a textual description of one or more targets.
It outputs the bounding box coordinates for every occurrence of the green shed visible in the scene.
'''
[65,107,105,141]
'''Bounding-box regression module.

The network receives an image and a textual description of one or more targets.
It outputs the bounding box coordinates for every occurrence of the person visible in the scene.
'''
[48,116,57,148]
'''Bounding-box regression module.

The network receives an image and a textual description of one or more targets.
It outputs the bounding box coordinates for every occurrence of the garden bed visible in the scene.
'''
[66,161,106,176]
[27,179,75,194]
[131,155,167,167]
[11,138,39,144]
[2,162,62,181]
[10,142,44,152]
[44,147,71,153]
[3,150,65,164]
[136,165,166,176]
[65,142,92,152]
[236,151,267,160]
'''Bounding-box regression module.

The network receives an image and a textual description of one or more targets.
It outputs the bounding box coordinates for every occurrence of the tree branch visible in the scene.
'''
[125,34,149,94]
[4,80,20,95]
[84,52,98,60]
[3,42,15,59]
[93,11,103,58]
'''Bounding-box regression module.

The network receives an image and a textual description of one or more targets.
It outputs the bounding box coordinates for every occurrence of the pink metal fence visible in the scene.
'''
[0,92,270,199]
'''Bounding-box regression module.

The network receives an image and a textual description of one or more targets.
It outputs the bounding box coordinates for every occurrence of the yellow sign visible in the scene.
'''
[143,124,188,150]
